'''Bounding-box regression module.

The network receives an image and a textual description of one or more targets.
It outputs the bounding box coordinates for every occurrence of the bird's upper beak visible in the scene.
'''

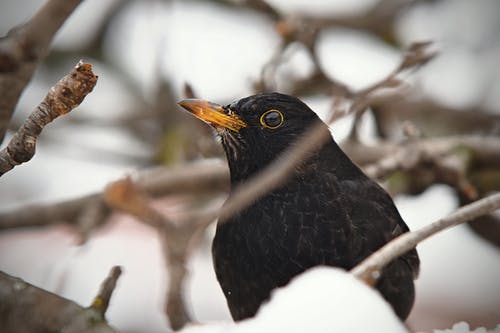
[178,99,247,132]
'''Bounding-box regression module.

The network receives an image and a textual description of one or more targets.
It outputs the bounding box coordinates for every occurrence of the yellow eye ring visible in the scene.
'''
[260,109,284,129]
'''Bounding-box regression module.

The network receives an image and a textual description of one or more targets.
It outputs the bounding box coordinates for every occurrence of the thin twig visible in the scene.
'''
[0,61,98,176]
[90,266,123,319]
[350,192,500,284]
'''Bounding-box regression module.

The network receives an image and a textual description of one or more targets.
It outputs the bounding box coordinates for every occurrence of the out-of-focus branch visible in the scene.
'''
[347,42,435,115]
[351,135,498,206]
[90,266,123,320]
[231,0,433,100]
[0,0,84,142]
[104,178,194,331]
[211,0,414,42]
[76,196,111,244]
[362,135,481,180]
[0,61,98,176]
[104,178,175,231]
[371,97,500,140]
[320,41,435,139]
[344,135,500,171]
[351,192,500,284]
[0,159,229,232]
[0,270,118,333]
[0,193,102,230]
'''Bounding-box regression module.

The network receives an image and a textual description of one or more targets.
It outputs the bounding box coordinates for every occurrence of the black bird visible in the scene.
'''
[179,93,419,321]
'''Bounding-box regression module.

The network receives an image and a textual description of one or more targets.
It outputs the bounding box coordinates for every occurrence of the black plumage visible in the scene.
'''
[179,92,420,321]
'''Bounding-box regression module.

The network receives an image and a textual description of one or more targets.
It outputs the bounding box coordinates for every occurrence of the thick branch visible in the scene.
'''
[0,61,98,176]
[0,270,117,333]
[350,192,500,284]
[0,0,84,142]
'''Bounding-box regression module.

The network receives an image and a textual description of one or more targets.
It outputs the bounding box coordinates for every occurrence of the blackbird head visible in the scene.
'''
[178,92,327,182]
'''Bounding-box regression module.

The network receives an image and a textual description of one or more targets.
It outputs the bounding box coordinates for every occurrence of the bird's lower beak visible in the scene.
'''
[178,99,247,132]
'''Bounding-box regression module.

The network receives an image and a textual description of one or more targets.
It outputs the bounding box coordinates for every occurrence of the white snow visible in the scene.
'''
[431,322,500,333]
[181,267,408,333]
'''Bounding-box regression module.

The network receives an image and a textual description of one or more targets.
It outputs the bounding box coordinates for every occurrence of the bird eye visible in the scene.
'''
[260,110,284,129]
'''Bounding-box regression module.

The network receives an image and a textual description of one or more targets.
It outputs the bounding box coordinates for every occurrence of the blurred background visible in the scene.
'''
[0,0,499,332]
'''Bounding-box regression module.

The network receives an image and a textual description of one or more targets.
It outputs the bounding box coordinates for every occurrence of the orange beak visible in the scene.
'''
[178,99,247,132]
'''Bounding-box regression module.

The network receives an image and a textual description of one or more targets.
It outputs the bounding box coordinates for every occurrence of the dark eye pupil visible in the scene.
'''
[264,111,282,127]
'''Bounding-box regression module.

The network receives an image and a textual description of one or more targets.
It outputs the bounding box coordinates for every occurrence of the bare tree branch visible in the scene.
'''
[0,270,118,333]
[0,0,84,142]
[350,192,500,284]
[0,61,98,176]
